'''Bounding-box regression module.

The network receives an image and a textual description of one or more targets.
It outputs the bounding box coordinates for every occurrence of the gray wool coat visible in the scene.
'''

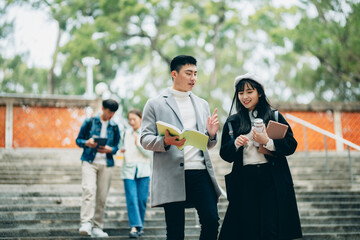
[140,88,222,207]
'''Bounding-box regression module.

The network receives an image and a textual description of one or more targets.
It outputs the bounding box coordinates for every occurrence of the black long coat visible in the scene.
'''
[219,112,302,240]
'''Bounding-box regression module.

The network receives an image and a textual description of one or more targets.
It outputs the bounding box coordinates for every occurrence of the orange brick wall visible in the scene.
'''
[12,106,86,148]
[341,112,360,150]
[0,105,359,150]
[0,107,5,148]
[284,111,355,151]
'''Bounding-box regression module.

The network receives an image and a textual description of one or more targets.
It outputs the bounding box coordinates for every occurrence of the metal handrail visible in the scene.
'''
[285,113,360,183]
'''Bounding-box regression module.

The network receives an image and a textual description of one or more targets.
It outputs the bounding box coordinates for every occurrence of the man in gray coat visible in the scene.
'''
[140,55,221,240]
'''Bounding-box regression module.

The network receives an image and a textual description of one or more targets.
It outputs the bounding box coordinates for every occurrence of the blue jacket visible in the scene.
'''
[76,115,120,167]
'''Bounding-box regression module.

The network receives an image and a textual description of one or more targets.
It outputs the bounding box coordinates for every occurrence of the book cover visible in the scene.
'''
[94,137,107,146]
[156,121,209,151]
[266,120,288,139]
[258,120,288,156]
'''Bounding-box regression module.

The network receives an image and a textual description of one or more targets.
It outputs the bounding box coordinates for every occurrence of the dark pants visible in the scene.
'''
[219,163,278,240]
[163,170,219,240]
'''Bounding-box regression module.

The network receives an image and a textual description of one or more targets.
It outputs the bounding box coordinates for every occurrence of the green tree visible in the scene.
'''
[59,0,253,117]
[0,55,48,93]
[252,0,360,101]
[3,0,359,110]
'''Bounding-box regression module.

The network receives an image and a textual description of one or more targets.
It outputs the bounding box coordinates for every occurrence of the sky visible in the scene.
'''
[3,5,59,68]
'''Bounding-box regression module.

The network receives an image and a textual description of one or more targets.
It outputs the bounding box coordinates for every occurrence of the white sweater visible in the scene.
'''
[169,88,206,170]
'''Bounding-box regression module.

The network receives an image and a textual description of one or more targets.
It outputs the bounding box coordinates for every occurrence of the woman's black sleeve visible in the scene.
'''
[272,113,298,156]
[219,119,242,163]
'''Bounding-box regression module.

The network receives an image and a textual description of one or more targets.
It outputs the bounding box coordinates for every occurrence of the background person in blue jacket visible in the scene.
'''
[76,99,120,238]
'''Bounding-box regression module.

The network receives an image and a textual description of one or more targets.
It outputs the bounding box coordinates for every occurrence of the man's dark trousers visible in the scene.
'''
[163,169,219,240]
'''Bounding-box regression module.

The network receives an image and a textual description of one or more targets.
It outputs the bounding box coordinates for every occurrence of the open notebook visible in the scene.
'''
[156,121,209,151]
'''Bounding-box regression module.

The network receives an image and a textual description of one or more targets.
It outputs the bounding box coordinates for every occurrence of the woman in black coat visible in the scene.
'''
[218,73,302,240]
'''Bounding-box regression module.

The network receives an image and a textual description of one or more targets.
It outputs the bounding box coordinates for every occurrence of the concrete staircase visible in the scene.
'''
[0,148,359,239]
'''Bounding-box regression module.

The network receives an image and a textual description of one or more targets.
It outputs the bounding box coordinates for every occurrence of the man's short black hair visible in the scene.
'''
[170,55,197,73]
[102,99,119,112]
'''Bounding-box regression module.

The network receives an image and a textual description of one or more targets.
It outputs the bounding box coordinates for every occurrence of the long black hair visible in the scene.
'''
[229,78,273,135]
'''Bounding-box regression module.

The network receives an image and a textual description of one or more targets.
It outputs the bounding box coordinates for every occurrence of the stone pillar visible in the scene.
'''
[5,101,13,149]
[82,57,100,99]
[334,110,344,152]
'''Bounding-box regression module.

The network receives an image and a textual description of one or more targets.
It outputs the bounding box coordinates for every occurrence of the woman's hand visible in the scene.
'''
[235,135,250,148]
[252,124,270,145]
[132,132,138,146]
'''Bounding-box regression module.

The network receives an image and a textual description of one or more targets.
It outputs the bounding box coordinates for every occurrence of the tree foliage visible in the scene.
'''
[252,0,360,102]
[1,0,359,115]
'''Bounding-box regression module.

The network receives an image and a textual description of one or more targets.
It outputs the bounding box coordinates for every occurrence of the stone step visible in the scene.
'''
[0,224,359,238]
[0,202,357,213]
[215,168,360,176]
[0,237,193,240]
[298,201,360,209]
[2,216,359,230]
[2,233,360,240]
[1,207,358,223]
[301,224,360,233]
[1,155,359,167]
[0,196,227,205]
[300,216,360,224]
[294,184,356,191]
[0,208,214,221]
[1,193,359,207]
[0,226,200,238]
[2,189,359,197]
[2,159,359,167]
[299,209,360,217]
[297,195,360,202]
[1,149,360,239]
[0,218,191,229]
[2,176,357,187]
[302,232,360,240]
[1,149,358,160]
[0,170,357,182]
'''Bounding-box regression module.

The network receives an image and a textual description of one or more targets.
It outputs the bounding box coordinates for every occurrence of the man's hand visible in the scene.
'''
[85,138,98,148]
[97,145,113,154]
[164,130,186,147]
[206,108,219,140]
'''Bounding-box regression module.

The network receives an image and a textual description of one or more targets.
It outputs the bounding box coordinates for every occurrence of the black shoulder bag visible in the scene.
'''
[224,121,235,201]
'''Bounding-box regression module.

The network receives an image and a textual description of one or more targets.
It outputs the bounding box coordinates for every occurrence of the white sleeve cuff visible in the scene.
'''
[234,141,240,150]
[264,139,275,151]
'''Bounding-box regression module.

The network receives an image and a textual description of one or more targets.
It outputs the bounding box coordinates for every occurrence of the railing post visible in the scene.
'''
[347,146,353,184]
[324,135,329,173]
[303,126,308,160]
